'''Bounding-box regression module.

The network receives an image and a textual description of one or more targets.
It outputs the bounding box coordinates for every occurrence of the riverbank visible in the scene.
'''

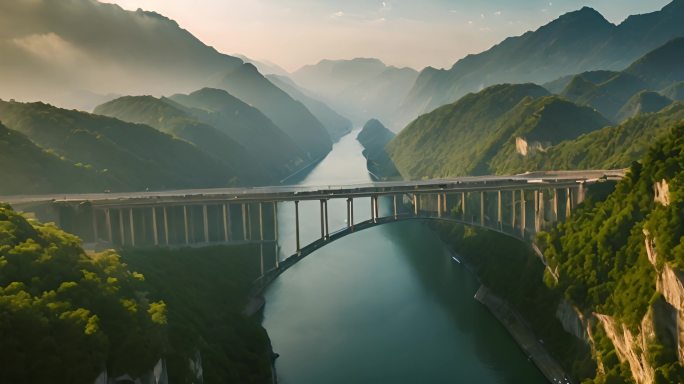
[475,285,571,383]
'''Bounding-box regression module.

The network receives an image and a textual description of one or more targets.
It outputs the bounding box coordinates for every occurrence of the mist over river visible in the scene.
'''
[262,130,547,383]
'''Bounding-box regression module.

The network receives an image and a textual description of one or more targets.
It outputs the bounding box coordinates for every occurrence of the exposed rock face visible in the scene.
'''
[657,264,684,363]
[515,137,546,156]
[643,228,658,267]
[595,313,655,384]
[556,300,589,342]
[654,179,670,206]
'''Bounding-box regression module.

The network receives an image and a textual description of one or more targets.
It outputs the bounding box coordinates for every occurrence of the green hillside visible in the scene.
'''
[356,119,400,180]
[0,100,237,192]
[169,88,307,178]
[387,84,610,179]
[266,74,352,141]
[491,102,684,174]
[94,95,292,184]
[538,122,684,383]
[0,122,110,194]
[219,64,332,159]
[662,81,684,100]
[615,91,673,122]
[560,38,684,121]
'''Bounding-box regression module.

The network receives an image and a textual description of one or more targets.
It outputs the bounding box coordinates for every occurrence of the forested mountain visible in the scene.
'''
[490,102,684,174]
[558,38,684,121]
[537,123,684,383]
[0,100,239,192]
[0,122,109,194]
[386,84,609,179]
[235,54,290,77]
[615,91,673,123]
[398,1,684,128]
[0,0,333,160]
[356,119,400,179]
[292,58,418,129]
[663,82,684,100]
[266,74,352,141]
[95,91,306,182]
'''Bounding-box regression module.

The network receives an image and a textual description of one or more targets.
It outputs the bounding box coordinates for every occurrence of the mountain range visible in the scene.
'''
[396,1,684,128]
[292,58,419,129]
[0,0,332,159]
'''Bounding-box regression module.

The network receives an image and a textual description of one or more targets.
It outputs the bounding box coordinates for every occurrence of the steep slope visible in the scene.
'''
[490,102,684,174]
[0,0,334,159]
[93,95,276,184]
[386,84,551,178]
[539,123,684,383]
[356,119,400,180]
[235,54,289,77]
[560,38,684,121]
[615,91,673,122]
[0,122,110,194]
[266,75,352,141]
[399,2,684,127]
[0,100,237,191]
[218,64,332,159]
[292,58,419,129]
[662,81,684,100]
[168,88,308,176]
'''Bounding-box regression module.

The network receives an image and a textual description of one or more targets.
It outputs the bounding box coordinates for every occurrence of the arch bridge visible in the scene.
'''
[4,170,624,286]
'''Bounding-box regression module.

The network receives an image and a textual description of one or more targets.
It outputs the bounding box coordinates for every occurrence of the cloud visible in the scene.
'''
[332,10,345,17]
[494,11,502,16]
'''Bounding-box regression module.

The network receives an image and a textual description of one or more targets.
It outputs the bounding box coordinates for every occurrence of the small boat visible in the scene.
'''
[451,256,461,264]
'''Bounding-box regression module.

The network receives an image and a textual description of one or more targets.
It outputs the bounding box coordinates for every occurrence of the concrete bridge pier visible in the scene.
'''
[520,190,526,238]
[295,201,301,254]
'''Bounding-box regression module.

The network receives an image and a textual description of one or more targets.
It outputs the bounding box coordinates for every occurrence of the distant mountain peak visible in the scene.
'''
[553,6,610,25]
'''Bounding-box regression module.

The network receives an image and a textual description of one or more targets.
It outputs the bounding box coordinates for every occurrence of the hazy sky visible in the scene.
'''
[101,0,672,72]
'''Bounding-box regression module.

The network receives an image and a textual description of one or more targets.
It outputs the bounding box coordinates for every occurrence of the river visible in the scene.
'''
[262,130,547,383]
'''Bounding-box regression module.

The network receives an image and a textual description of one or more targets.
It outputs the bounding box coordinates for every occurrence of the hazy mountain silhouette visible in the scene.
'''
[559,38,684,121]
[266,75,352,141]
[292,58,418,129]
[0,0,332,159]
[398,1,684,128]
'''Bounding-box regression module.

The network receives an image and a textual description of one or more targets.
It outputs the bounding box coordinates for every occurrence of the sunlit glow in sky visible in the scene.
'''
[101,0,671,71]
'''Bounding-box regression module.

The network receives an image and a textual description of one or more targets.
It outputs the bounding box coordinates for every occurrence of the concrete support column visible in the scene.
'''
[259,203,264,242]
[242,204,248,241]
[480,191,485,226]
[534,190,540,233]
[247,204,252,241]
[324,200,329,239]
[273,202,278,241]
[371,196,376,222]
[105,208,113,243]
[374,196,379,222]
[183,206,189,245]
[163,207,169,245]
[350,198,355,231]
[539,190,545,231]
[320,200,325,240]
[152,207,159,246]
[566,188,572,219]
[443,193,447,215]
[553,189,559,223]
[520,190,526,237]
[497,190,502,228]
[295,201,301,253]
[577,183,585,205]
[223,204,230,242]
[202,205,209,243]
[129,208,136,247]
[511,190,516,230]
[119,209,125,246]
[437,194,442,218]
[346,198,351,228]
[92,210,99,243]
[461,192,466,220]
[393,195,398,220]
